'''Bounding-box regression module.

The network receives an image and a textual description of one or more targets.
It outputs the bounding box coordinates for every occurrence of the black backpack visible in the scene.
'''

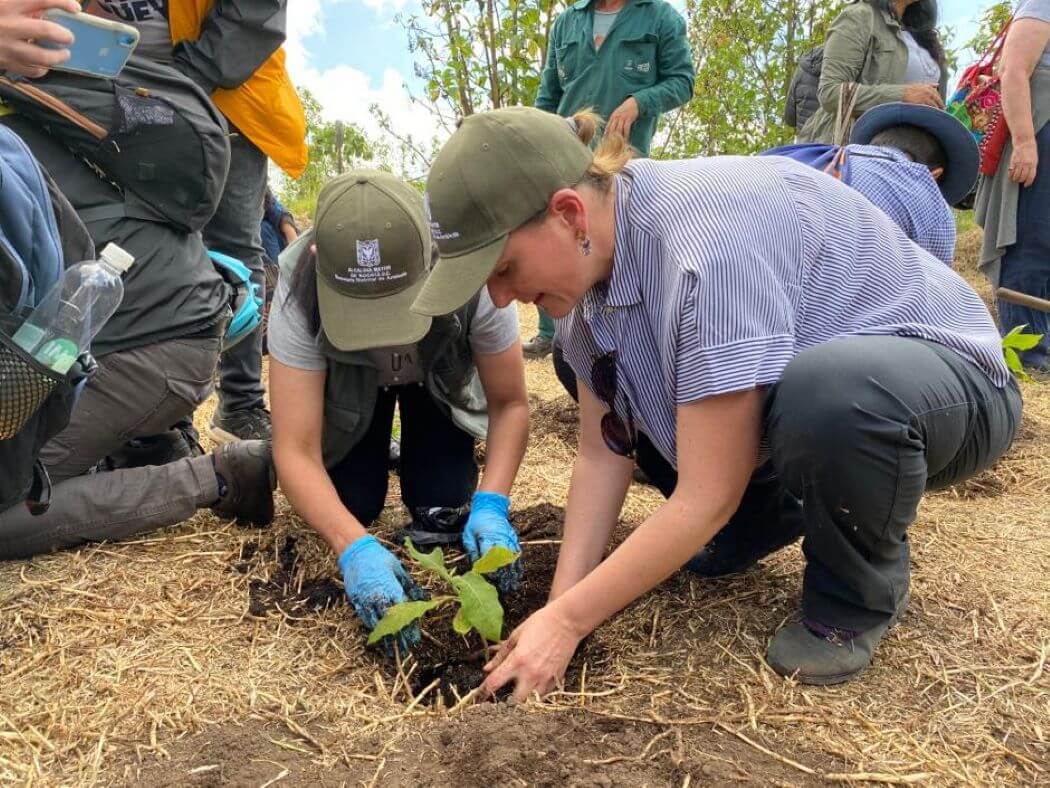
[784,46,824,129]
[0,56,230,233]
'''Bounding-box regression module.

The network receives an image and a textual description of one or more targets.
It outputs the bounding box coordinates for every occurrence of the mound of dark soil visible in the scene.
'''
[242,535,345,618]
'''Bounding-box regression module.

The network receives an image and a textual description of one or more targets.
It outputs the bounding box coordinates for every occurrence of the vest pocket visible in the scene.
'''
[556,41,582,86]
[618,36,658,87]
[321,399,365,467]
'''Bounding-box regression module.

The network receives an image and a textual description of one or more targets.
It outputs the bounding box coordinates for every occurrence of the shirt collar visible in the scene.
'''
[605,168,642,309]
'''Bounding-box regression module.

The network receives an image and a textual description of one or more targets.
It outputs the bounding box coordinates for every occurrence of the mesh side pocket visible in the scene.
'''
[0,333,60,440]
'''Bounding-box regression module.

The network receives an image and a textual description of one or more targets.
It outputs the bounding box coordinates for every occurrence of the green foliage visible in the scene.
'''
[471,545,518,575]
[279,88,381,219]
[966,2,1012,59]
[366,598,448,645]
[399,0,564,133]
[369,539,520,646]
[1002,325,1045,382]
[451,572,504,642]
[658,0,838,157]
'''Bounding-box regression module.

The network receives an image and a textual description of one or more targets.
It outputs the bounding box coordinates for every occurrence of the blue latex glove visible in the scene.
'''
[338,535,426,656]
[463,491,523,593]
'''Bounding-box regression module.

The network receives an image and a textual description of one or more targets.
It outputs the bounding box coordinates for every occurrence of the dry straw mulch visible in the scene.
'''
[0,230,1047,785]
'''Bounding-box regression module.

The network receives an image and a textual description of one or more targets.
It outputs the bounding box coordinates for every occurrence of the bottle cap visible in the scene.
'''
[99,243,135,273]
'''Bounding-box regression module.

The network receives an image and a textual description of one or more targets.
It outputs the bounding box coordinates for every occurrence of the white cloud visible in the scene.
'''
[282,0,444,171]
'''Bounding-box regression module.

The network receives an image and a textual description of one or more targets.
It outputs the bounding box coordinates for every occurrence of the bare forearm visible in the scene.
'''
[551,495,726,636]
[275,449,366,554]
[1003,69,1036,143]
[477,400,529,496]
[548,451,633,600]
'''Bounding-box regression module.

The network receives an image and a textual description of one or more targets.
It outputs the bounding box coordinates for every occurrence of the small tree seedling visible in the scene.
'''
[366,540,519,646]
[1002,325,1045,382]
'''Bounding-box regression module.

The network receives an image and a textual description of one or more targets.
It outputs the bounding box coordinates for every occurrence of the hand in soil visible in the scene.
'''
[481,603,583,702]
[463,492,523,593]
[338,535,428,656]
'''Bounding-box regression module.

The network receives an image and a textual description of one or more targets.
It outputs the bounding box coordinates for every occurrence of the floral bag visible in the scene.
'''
[948,17,1013,176]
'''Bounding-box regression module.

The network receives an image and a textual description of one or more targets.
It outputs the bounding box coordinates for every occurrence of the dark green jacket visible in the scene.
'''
[319,295,488,468]
[797,0,948,144]
[536,0,694,156]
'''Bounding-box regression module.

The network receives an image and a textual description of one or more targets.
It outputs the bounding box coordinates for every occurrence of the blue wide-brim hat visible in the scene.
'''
[850,102,979,206]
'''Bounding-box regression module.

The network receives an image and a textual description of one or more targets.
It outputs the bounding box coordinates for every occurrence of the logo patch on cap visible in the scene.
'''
[356,238,381,267]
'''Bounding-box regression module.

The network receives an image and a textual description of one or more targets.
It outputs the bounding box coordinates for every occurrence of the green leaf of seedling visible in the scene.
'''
[452,572,503,642]
[1003,347,1032,381]
[471,545,519,575]
[452,606,473,636]
[404,538,454,583]
[1003,332,1044,351]
[366,598,447,645]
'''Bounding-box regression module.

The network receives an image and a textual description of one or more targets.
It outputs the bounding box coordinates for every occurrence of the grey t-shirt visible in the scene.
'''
[593,10,619,49]
[268,272,519,374]
[1016,0,1050,67]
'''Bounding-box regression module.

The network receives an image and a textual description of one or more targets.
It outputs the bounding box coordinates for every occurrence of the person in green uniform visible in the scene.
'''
[523,0,695,359]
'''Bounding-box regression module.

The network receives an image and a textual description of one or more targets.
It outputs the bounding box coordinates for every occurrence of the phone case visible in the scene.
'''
[39,10,140,78]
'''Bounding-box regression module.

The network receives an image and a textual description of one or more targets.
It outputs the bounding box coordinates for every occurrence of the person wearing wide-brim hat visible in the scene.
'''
[412,106,1021,698]
[267,170,528,653]
[762,102,979,266]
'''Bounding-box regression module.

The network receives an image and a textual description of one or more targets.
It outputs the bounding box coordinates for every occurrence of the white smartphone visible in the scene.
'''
[38,10,140,78]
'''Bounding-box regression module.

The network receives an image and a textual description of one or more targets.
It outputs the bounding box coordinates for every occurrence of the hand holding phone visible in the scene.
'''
[0,0,82,78]
[38,9,140,78]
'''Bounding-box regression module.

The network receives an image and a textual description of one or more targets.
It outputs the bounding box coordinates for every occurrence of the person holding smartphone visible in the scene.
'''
[0,0,82,77]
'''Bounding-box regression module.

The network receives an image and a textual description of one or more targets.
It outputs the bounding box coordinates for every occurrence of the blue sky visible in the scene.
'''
[285,0,1002,149]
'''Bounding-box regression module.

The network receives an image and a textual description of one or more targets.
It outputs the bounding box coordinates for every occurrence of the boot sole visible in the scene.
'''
[781,592,910,686]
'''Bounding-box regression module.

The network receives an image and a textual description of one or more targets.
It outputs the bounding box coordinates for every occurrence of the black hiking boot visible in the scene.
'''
[209,406,272,444]
[210,440,276,526]
[766,592,910,685]
[395,505,470,547]
[97,422,204,471]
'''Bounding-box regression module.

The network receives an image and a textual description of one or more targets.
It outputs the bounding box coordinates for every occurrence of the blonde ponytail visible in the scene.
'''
[568,108,633,188]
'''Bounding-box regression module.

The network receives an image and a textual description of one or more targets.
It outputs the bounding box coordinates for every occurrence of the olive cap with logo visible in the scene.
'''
[411,106,593,317]
[314,170,433,351]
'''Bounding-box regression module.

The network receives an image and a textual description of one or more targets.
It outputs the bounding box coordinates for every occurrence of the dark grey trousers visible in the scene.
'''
[0,338,221,559]
[208,129,268,414]
[763,337,1022,631]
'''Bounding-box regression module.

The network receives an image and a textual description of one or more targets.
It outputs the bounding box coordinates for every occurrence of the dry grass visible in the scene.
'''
[0,230,1047,785]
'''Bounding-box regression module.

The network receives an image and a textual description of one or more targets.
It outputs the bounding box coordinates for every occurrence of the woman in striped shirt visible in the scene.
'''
[411,106,1022,697]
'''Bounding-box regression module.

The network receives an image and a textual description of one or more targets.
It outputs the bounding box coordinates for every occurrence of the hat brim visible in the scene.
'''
[410,234,507,317]
[850,103,979,206]
[317,273,432,352]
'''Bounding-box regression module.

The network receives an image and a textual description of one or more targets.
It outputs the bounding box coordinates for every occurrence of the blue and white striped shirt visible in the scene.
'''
[558,157,1010,469]
[845,144,956,266]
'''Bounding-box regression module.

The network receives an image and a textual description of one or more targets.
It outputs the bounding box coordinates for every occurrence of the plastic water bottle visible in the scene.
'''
[12,244,135,374]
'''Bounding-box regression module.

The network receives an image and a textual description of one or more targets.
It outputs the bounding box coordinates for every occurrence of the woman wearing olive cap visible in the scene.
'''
[268,171,529,654]
[412,107,1020,696]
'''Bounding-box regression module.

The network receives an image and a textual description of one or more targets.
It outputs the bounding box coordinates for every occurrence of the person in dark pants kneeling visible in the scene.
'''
[412,107,1022,695]
[268,171,529,653]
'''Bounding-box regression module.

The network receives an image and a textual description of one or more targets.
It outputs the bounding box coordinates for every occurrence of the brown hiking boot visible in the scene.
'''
[210,440,276,526]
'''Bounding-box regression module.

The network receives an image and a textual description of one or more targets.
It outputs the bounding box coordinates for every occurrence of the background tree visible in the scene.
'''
[658,0,837,157]
[965,1,1012,58]
[280,89,381,218]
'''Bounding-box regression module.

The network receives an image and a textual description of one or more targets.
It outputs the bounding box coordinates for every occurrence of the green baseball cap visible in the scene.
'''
[314,170,432,351]
[411,106,593,316]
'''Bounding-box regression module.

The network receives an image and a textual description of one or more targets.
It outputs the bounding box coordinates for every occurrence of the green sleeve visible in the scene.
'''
[816,5,905,119]
[536,18,564,112]
[632,9,695,118]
